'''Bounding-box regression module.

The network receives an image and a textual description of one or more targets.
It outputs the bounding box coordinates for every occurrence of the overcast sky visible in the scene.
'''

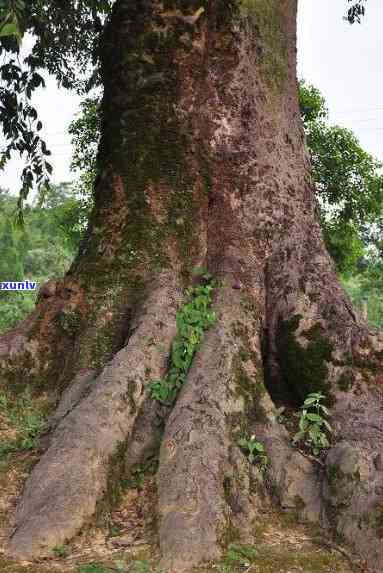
[1,0,383,194]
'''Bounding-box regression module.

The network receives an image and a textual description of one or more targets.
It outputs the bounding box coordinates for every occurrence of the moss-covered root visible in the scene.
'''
[157,286,264,572]
[7,276,183,561]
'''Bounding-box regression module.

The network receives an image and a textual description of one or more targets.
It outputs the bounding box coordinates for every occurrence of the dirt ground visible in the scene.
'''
[0,442,361,573]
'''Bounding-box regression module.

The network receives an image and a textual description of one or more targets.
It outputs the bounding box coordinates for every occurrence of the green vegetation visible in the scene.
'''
[342,263,383,330]
[0,1,112,205]
[123,456,159,491]
[129,561,151,573]
[0,184,85,334]
[293,392,332,456]
[52,544,70,558]
[68,96,99,207]
[346,1,366,24]
[78,565,116,573]
[299,79,383,275]
[239,0,287,94]
[238,435,268,473]
[217,543,258,572]
[77,560,163,573]
[150,275,217,405]
[0,389,46,459]
[299,79,383,330]
[276,317,333,401]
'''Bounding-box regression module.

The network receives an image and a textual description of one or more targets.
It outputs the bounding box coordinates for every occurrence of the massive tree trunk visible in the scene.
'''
[1,1,383,571]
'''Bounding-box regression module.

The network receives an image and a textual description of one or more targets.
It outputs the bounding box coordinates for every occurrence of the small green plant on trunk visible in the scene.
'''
[238,434,268,473]
[150,273,217,405]
[293,392,332,456]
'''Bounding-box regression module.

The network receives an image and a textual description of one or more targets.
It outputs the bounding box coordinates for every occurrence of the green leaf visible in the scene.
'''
[306,413,323,422]
[321,436,330,448]
[303,396,318,406]
[319,404,330,416]
[252,442,265,453]
[308,427,320,439]
[0,12,22,42]
[323,420,333,433]
[0,21,17,36]
[191,266,208,276]
[307,392,325,400]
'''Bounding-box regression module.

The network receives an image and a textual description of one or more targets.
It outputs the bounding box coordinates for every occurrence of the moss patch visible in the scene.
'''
[216,516,241,549]
[193,508,352,572]
[373,502,383,538]
[337,372,354,392]
[93,0,204,281]
[276,316,333,402]
[238,0,287,94]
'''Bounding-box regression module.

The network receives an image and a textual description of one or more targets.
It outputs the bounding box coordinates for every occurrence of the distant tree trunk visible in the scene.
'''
[1,1,383,571]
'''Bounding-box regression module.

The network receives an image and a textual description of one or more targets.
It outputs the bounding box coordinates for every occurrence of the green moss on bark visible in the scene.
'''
[216,515,241,549]
[373,503,383,538]
[238,0,287,93]
[94,0,202,280]
[276,316,333,402]
[337,372,355,392]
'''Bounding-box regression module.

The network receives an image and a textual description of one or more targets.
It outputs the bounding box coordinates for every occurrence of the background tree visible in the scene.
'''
[2,2,383,573]
[0,184,82,332]
[299,79,383,274]
[299,80,383,328]
[0,0,112,210]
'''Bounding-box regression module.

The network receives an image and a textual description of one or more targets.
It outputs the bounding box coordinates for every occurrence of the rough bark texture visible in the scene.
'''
[158,286,262,571]
[1,1,383,571]
[9,275,182,558]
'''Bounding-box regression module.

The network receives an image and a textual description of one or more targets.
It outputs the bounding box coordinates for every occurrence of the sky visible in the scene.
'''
[1,0,383,194]
[297,0,383,162]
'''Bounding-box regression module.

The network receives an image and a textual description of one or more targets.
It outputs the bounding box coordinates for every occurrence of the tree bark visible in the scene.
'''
[1,1,383,571]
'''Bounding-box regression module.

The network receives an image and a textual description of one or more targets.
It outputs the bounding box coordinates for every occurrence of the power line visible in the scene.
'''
[331,117,383,124]
[331,106,383,116]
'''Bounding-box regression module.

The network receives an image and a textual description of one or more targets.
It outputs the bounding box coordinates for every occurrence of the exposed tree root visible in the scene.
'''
[7,275,182,560]
[157,286,262,572]
[4,271,383,573]
[264,240,383,571]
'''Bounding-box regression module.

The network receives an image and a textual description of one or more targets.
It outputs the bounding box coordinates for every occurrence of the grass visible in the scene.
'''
[78,560,156,573]
[0,389,46,459]
[217,544,258,572]
[52,545,70,558]
[78,564,115,573]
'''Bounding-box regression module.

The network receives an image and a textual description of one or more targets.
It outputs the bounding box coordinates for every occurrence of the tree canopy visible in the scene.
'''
[299,79,383,275]
[0,0,112,213]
